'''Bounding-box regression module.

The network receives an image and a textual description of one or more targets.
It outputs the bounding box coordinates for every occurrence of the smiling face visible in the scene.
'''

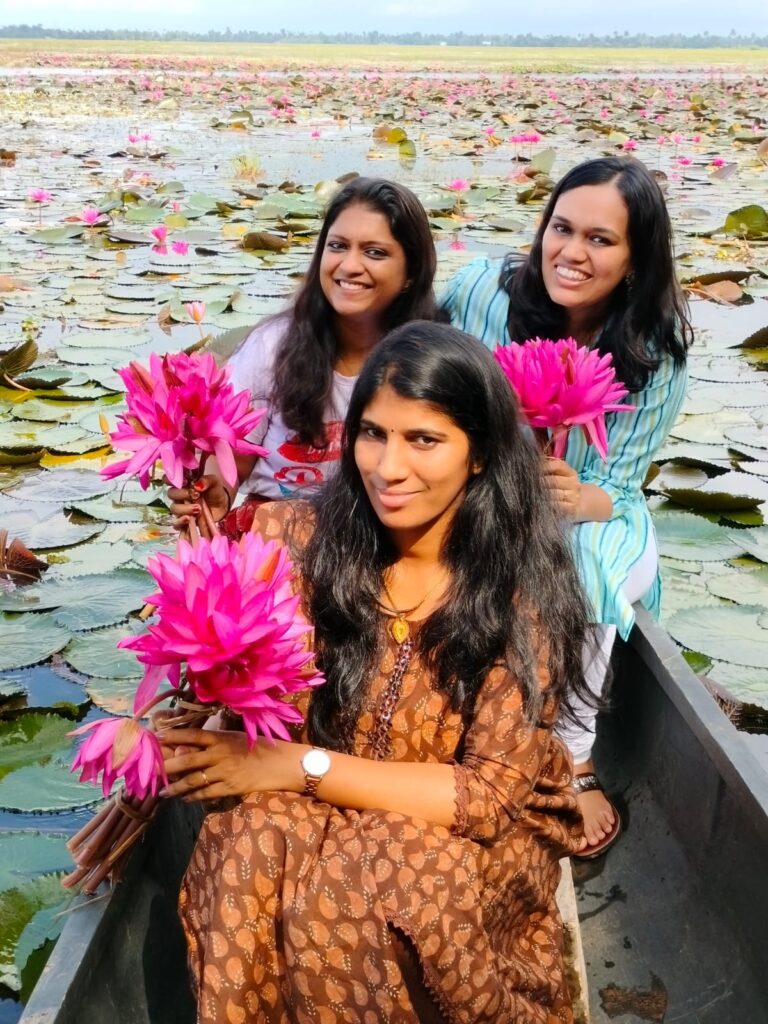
[319,202,409,328]
[541,181,632,330]
[354,384,475,542]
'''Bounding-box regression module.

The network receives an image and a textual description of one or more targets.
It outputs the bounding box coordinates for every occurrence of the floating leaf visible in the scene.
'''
[241,231,290,252]
[723,205,768,239]
[667,604,768,669]
[654,510,745,561]
[706,565,768,607]
[5,468,114,503]
[0,614,71,671]
[28,225,84,244]
[63,625,144,678]
[727,526,768,563]
[663,471,768,510]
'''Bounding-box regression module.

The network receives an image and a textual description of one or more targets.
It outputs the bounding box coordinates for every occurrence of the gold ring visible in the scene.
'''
[201,770,210,787]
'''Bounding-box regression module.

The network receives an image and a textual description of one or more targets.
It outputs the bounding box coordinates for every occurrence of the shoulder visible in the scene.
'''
[442,255,505,307]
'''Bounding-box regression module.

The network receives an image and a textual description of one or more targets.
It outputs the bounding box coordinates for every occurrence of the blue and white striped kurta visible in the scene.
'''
[442,256,688,640]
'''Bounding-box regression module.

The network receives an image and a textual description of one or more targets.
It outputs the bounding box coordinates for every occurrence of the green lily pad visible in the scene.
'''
[1,507,105,550]
[45,540,134,578]
[727,526,768,563]
[0,713,75,782]
[725,424,768,450]
[0,569,150,630]
[654,510,745,561]
[63,625,145,678]
[85,676,143,717]
[28,225,85,245]
[5,468,114,503]
[667,604,768,669]
[724,204,768,239]
[648,463,708,492]
[706,565,768,607]
[705,661,768,709]
[62,331,149,349]
[0,614,71,671]
[663,471,768,510]
[0,874,70,992]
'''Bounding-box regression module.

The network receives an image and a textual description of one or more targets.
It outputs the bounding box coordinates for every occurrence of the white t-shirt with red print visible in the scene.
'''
[227,316,357,501]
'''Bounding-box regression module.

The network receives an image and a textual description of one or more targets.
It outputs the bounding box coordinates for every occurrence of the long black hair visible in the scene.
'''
[502,156,692,392]
[270,177,438,446]
[298,321,593,750]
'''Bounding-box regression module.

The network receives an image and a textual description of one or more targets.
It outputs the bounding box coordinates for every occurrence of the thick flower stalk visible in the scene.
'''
[101,350,267,488]
[119,531,324,744]
[495,337,635,459]
[70,717,167,799]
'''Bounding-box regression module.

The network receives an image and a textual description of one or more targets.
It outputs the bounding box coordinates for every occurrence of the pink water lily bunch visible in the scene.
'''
[101,350,268,489]
[494,337,635,460]
[70,717,167,799]
[119,531,324,744]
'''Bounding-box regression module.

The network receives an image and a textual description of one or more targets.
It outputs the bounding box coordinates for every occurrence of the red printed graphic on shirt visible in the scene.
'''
[276,422,343,467]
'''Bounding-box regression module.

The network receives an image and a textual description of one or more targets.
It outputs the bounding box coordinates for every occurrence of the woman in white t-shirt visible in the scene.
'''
[170,177,438,537]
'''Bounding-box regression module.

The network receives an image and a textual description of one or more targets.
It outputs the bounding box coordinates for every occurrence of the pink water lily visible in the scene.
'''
[172,241,189,255]
[70,717,167,799]
[101,350,268,489]
[119,532,324,744]
[28,188,52,203]
[447,178,469,192]
[495,337,635,460]
[80,207,101,225]
[185,301,206,322]
[150,225,167,245]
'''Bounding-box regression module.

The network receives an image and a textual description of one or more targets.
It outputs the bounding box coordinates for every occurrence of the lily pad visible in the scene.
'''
[45,539,134,578]
[706,565,768,608]
[5,468,114,503]
[727,526,768,563]
[663,471,768,510]
[0,569,150,630]
[0,614,71,671]
[667,604,768,669]
[1,508,105,550]
[654,510,745,561]
[63,625,145,679]
[705,661,768,709]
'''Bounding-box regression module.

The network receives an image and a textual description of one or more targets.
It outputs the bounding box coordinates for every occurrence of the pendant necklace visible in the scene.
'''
[380,576,445,645]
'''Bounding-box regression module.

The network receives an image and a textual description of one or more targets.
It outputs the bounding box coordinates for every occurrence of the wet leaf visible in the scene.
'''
[0,614,71,671]
[63,625,143,678]
[723,205,768,239]
[668,604,768,669]
[654,510,745,561]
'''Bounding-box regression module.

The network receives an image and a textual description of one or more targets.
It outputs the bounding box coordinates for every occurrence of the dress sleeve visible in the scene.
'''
[451,650,555,843]
[578,356,688,517]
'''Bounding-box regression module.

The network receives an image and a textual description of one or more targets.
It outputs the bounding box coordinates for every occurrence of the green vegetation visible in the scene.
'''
[0,39,766,69]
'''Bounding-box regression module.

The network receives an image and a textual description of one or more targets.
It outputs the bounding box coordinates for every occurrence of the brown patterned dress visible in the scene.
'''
[179,502,583,1023]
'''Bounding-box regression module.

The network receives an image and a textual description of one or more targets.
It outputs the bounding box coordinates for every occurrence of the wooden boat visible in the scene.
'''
[19,607,768,1023]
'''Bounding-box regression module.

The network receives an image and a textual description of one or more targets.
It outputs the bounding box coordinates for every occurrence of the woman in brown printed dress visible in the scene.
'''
[162,321,593,1024]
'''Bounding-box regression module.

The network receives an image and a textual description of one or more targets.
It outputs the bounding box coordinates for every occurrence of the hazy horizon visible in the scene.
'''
[2,0,766,38]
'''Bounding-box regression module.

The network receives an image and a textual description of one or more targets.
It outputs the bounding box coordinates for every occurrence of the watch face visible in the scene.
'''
[303,748,331,776]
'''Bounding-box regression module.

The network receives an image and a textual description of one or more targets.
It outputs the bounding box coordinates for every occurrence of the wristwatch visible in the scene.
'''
[301,747,331,797]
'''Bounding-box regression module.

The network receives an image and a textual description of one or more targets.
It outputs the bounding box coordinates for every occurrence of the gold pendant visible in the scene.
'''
[389,615,410,645]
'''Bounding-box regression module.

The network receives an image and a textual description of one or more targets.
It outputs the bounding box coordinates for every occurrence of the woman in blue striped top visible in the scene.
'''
[443,156,692,858]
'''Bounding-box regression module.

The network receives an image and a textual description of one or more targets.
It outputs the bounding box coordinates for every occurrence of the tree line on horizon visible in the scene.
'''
[1,24,767,48]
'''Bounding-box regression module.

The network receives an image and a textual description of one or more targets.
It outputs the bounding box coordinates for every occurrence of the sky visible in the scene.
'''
[1,0,766,36]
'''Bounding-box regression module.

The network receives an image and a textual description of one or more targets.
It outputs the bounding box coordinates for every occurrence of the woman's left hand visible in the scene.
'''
[542,457,582,520]
[160,728,304,802]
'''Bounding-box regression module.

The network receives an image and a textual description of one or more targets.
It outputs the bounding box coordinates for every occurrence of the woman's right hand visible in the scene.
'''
[167,474,232,530]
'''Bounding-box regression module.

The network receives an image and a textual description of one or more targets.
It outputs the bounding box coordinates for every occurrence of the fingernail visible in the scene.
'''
[193,480,205,492]
[191,505,201,515]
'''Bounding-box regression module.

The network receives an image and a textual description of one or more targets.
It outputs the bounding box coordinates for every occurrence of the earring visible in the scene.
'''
[625,272,635,292]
